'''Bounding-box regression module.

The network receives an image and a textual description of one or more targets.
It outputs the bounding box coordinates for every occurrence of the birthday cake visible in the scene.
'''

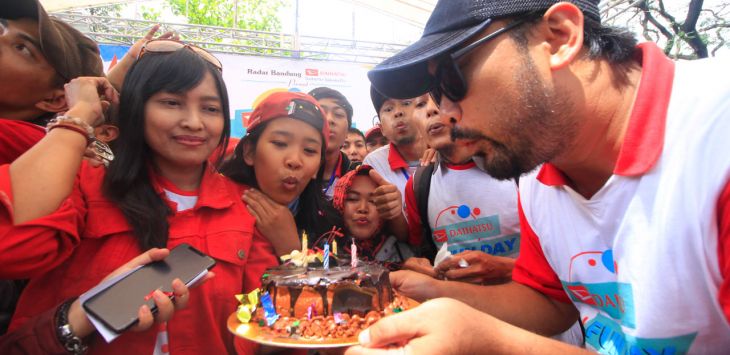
[236,261,409,340]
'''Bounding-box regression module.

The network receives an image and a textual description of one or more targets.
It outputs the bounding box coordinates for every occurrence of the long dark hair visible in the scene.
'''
[103,49,230,250]
[220,120,343,244]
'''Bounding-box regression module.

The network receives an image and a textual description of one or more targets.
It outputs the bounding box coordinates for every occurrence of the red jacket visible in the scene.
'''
[0,119,45,165]
[0,162,278,354]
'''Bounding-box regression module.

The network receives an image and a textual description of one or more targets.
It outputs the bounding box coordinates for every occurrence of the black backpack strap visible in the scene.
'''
[413,163,437,263]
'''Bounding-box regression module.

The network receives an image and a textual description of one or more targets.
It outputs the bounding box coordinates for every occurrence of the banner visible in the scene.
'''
[100,45,377,138]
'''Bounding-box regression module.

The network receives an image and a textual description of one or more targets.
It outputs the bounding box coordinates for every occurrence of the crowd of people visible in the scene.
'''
[0,0,728,354]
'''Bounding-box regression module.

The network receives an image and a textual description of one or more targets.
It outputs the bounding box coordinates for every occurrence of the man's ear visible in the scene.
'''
[242,140,255,166]
[34,88,67,114]
[541,2,585,70]
[94,124,119,144]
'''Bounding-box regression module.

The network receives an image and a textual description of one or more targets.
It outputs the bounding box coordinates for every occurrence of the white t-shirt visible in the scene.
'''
[404,160,520,257]
[515,43,730,353]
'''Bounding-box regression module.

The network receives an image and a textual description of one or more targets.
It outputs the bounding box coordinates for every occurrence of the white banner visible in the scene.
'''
[101,45,378,138]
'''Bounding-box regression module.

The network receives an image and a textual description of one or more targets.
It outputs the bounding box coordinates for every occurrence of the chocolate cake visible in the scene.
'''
[243,262,409,340]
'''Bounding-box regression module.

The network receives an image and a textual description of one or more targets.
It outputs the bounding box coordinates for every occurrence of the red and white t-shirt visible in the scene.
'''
[363,143,418,205]
[514,43,730,353]
[404,160,520,257]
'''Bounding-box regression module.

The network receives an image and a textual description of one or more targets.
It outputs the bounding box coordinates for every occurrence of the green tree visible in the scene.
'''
[165,0,286,32]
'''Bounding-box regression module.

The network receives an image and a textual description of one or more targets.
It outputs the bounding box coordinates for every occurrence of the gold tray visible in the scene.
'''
[227,313,359,349]
[227,297,418,349]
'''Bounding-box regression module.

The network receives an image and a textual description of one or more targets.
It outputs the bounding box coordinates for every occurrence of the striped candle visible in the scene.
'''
[323,243,330,270]
[351,241,357,268]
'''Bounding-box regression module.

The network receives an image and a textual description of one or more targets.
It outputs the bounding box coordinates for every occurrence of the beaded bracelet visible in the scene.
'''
[55,297,88,355]
[46,116,95,146]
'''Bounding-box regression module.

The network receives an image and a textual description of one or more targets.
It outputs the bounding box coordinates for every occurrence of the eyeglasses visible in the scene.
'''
[430,18,527,106]
[139,39,223,72]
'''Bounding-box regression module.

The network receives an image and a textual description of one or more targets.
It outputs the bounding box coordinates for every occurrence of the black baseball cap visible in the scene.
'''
[308,87,354,126]
[0,0,104,81]
[368,0,600,99]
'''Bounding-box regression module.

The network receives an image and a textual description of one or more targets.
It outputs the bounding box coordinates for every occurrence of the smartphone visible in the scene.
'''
[82,243,216,333]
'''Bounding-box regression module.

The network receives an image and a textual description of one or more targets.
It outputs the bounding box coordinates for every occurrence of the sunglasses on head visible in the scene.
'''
[139,39,223,72]
[429,17,528,107]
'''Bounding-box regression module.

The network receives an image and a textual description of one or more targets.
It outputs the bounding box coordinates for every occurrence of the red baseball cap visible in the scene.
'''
[246,91,330,147]
[364,125,383,141]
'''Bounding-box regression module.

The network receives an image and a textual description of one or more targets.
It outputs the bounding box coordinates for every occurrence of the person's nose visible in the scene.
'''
[439,96,462,124]
[285,149,303,170]
[357,199,369,213]
[181,108,204,131]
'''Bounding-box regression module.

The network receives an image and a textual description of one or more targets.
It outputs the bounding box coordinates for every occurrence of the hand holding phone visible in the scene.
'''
[82,244,216,333]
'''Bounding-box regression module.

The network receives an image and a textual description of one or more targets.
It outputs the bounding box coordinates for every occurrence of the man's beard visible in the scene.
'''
[451,53,576,180]
[394,133,416,146]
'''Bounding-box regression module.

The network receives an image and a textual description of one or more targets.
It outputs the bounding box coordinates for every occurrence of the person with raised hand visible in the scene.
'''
[221,91,345,256]
[0,40,277,354]
[331,165,413,267]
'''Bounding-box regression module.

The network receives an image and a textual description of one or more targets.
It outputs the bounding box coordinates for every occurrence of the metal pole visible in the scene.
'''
[294,0,300,57]
[234,0,239,28]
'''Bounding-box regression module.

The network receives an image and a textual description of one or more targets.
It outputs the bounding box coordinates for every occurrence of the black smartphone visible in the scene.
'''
[82,243,216,333]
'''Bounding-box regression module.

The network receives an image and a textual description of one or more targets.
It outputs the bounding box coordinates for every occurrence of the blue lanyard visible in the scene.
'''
[323,154,342,193]
[401,168,410,180]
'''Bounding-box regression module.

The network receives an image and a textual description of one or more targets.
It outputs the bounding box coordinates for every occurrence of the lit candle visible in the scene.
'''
[351,241,357,268]
[323,243,330,270]
[332,240,338,256]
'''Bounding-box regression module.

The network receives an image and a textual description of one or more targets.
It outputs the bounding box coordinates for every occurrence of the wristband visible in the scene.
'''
[55,298,88,355]
[47,116,95,146]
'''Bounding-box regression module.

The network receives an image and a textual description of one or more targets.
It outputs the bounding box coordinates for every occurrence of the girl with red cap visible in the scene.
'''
[221,91,345,256]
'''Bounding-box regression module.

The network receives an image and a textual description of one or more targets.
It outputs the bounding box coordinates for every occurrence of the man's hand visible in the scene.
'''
[346,298,588,355]
[242,188,300,256]
[388,270,442,302]
[419,148,437,166]
[435,251,515,284]
[369,169,403,220]
[401,257,438,278]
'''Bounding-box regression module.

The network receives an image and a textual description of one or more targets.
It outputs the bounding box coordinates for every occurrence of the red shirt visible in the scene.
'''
[0,163,278,354]
[0,119,45,164]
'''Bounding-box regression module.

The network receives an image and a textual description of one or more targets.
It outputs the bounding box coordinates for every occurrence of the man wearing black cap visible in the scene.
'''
[350,0,730,354]
[308,87,359,198]
[0,0,104,164]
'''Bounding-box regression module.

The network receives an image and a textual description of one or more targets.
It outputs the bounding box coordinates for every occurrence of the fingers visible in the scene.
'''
[243,188,275,210]
[346,345,408,355]
[372,185,402,219]
[143,24,162,40]
[134,305,154,331]
[357,311,422,348]
[420,148,437,166]
[243,189,270,219]
[152,289,175,322]
[368,169,391,186]
[171,278,189,309]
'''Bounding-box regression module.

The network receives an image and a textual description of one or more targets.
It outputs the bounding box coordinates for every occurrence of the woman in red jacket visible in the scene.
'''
[0,41,279,354]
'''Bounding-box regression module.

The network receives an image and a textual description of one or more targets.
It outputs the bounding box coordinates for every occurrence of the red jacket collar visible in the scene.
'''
[387,143,409,171]
[537,42,675,187]
[152,165,234,210]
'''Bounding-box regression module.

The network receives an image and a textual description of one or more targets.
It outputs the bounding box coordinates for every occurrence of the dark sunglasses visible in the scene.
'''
[139,39,223,72]
[430,18,528,106]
